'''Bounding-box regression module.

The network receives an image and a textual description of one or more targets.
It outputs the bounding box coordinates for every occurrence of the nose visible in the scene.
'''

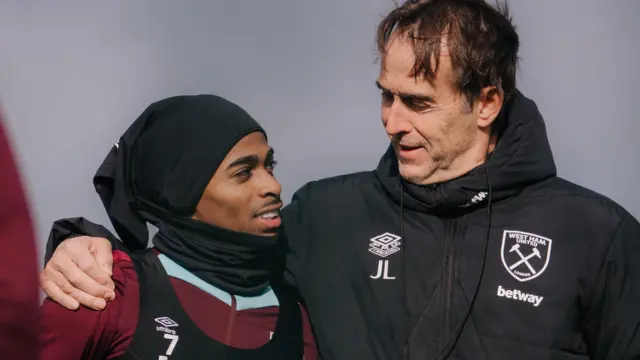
[383,100,412,137]
[258,171,282,198]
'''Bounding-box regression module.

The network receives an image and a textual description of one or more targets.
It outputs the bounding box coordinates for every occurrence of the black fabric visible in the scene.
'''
[118,249,303,360]
[279,89,640,359]
[152,218,282,296]
[45,217,124,265]
[92,94,280,296]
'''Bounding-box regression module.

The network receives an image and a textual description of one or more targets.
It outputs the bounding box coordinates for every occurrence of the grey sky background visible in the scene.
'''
[1,0,638,266]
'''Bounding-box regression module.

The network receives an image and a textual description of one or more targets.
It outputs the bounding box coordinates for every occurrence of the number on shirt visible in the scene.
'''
[158,334,179,359]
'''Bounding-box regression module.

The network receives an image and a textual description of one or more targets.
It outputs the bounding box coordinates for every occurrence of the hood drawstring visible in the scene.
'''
[435,164,494,360]
[399,182,409,360]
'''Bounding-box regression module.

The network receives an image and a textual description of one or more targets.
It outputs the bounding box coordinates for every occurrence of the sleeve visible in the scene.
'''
[582,213,640,360]
[44,216,129,264]
[39,252,132,359]
[0,118,39,360]
[39,299,117,359]
[281,183,314,292]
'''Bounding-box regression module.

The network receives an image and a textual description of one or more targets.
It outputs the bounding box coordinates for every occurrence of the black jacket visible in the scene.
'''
[47,91,640,360]
[280,90,640,359]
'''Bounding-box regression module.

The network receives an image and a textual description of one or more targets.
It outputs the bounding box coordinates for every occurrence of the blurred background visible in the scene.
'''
[1,0,638,267]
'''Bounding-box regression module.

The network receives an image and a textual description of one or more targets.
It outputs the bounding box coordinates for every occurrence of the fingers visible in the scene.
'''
[40,270,79,310]
[50,253,114,303]
[89,237,114,277]
[59,236,116,297]
[40,269,107,311]
[41,235,117,311]
[74,251,116,297]
[71,237,115,292]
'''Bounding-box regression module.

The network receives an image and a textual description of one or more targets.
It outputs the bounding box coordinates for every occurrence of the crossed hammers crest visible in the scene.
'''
[509,243,541,274]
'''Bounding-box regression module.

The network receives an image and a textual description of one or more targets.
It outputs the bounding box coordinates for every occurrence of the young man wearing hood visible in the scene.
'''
[39,1,640,359]
[39,95,316,359]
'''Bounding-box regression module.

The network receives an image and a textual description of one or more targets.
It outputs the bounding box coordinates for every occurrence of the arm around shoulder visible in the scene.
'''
[45,217,127,263]
[39,250,135,359]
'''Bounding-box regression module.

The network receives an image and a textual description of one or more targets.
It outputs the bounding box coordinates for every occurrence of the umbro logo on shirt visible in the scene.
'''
[368,232,401,258]
[155,316,179,328]
[155,316,178,336]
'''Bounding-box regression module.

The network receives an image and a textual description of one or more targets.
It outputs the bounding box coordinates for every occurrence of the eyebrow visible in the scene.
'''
[375,80,435,103]
[226,148,275,170]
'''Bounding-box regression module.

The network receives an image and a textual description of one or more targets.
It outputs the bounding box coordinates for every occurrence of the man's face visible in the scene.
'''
[377,33,484,185]
[193,132,283,236]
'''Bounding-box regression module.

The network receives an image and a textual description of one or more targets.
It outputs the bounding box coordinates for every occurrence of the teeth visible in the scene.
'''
[260,211,278,219]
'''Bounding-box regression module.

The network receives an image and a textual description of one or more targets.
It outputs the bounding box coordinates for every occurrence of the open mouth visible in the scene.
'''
[258,211,279,220]
[256,211,282,230]
[254,204,283,231]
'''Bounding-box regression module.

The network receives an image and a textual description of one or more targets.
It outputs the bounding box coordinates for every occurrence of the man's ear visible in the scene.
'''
[476,86,503,129]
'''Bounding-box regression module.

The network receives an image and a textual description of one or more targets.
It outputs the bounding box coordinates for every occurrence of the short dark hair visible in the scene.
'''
[376,0,520,106]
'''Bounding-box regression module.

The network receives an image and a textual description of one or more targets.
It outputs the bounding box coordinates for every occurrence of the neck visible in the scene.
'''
[417,131,497,185]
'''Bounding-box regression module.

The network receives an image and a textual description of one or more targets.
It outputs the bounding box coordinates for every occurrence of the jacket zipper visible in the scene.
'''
[441,219,457,357]
[224,295,238,345]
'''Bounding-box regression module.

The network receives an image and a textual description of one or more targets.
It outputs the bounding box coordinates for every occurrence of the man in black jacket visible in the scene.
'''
[39,1,640,359]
